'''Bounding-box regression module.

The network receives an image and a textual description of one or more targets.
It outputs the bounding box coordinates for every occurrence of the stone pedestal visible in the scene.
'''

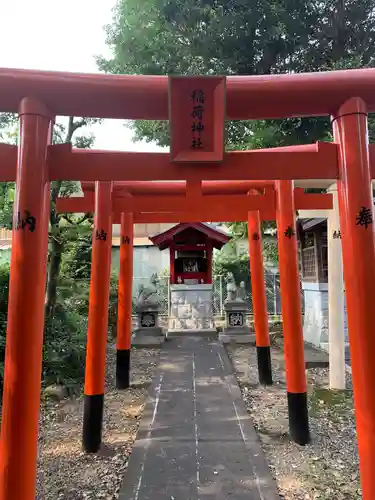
[132,302,165,347]
[168,284,216,337]
[302,281,349,353]
[219,300,254,344]
[302,282,329,347]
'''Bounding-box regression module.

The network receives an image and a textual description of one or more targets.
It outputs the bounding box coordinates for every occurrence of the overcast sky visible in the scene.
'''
[0,0,165,151]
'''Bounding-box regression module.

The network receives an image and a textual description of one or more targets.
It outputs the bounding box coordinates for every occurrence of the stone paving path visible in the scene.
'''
[119,336,280,500]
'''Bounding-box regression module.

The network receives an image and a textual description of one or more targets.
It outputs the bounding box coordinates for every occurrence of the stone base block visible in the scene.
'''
[132,327,165,348]
[319,341,351,365]
[167,328,217,339]
[132,336,166,348]
[223,326,250,335]
[224,300,248,311]
[219,332,256,344]
[133,326,164,336]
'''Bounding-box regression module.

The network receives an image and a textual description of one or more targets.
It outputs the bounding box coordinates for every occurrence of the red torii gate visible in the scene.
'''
[2,148,333,450]
[56,180,332,425]
[0,150,334,445]
[54,180,332,450]
[0,68,374,500]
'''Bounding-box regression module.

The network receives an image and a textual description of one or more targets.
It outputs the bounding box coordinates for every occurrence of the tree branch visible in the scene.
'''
[61,213,92,225]
[64,117,88,144]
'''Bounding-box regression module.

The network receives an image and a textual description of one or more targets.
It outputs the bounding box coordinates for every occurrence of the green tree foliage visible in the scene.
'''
[45,117,99,320]
[213,250,280,308]
[59,231,119,341]
[60,231,119,339]
[0,183,14,229]
[214,252,251,291]
[0,114,18,228]
[0,115,100,319]
[0,115,102,390]
[0,114,17,141]
[99,0,375,256]
[98,0,375,148]
[0,255,90,392]
[61,232,93,281]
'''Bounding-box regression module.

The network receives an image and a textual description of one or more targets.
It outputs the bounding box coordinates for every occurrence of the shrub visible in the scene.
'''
[0,239,120,394]
[60,231,118,338]
[0,263,87,393]
[61,232,92,281]
[43,305,87,391]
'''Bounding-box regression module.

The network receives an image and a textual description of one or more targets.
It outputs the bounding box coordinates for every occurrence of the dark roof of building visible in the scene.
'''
[149,222,231,250]
[300,218,327,232]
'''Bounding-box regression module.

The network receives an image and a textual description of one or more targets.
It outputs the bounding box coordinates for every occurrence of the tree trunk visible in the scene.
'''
[45,237,64,320]
[333,0,346,62]
[44,116,95,320]
[44,117,75,321]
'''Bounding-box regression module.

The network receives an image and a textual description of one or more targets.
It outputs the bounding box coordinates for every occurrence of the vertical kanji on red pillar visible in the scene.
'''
[116,211,134,389]
[169,76,226,162]
[0,98,52,500]
[82,181,113,453]
[275,180,310,445]
[333,98,375,500]
[248,211,273,385]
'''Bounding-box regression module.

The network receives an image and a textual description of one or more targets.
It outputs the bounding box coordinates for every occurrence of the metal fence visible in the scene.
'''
[66,272,303,323]
[131,271,304,318]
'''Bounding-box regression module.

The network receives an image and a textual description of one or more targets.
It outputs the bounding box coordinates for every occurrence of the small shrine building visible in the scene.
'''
[150,223,230,332]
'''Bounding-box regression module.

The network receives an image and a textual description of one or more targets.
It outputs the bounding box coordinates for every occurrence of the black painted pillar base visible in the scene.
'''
[256,346,273,385]
[82,394,104,453]
[116,349,130,389]
[287,392,310,445]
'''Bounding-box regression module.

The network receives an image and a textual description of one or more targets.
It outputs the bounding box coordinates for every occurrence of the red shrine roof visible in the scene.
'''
[149,223,231,251]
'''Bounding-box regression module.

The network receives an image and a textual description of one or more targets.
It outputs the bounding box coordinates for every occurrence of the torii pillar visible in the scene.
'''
[116,211,134,389]
[334,98,375,500]
[82,181,113,453]
[276,180,310,445]
[0,98,52,500]
[248,211,273,385]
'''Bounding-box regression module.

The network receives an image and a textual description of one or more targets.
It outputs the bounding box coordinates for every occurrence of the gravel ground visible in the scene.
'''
[36,344,160,500]
[227,343,360,500]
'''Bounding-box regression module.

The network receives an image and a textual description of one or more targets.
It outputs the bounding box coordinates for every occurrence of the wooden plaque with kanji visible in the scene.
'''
[169,76,226,163]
